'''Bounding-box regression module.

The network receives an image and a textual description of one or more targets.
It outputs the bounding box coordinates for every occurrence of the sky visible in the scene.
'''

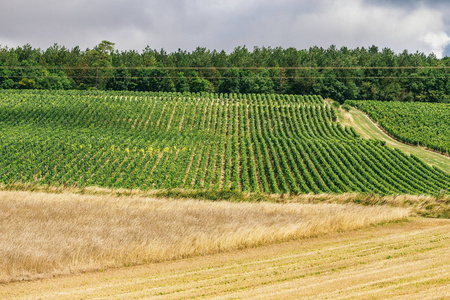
[1,0,450,58]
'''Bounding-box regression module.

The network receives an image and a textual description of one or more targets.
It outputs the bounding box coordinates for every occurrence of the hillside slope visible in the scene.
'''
[1,90,449,195]
[337,106,450,174]
[347,101,450,155]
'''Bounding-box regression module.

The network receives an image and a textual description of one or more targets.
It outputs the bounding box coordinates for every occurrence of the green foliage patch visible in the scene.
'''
[0,90,449,195]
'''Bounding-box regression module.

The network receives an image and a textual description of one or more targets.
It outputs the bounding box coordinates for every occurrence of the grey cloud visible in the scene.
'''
[0,0,449,57]
[444,44,450,56]
[363,0,450,9]
[364,0,450,27]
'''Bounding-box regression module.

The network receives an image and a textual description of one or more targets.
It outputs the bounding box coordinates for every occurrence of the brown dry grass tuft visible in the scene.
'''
[286,192,450,218]
[0,190,409,283]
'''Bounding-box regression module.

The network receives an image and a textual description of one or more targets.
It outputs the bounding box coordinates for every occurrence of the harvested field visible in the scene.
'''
[1,218,448,299]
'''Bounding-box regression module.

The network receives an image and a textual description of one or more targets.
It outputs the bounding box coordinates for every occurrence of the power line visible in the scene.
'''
[1,66,450,70]
[1,75,449,79]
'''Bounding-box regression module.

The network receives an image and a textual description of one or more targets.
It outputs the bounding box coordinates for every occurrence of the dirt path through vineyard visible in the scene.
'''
[337,106,450,173]
[2,218,449,299]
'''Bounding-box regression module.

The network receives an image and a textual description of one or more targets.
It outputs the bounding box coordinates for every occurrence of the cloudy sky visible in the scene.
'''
[1,0,450,57]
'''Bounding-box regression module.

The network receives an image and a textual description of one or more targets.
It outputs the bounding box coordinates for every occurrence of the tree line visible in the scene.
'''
[0,41,449,103]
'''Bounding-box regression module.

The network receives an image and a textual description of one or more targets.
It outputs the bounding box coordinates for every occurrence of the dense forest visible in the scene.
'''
[0,41,449,103]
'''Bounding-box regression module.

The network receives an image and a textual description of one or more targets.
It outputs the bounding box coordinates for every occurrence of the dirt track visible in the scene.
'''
[2,218,449,299]
[337,106,450,173]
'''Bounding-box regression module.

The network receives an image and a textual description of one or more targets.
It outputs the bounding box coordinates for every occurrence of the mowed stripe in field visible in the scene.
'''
[1,218,449,299]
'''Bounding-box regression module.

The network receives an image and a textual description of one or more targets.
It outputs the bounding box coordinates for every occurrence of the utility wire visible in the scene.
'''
[1,66,450,70]
[2,66,448,79]
[2,75,449,79]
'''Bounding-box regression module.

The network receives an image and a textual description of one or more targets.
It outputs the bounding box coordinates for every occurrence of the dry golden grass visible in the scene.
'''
[0,190,409,283]
[3,183,448,217]
[285,192,450,218]
[2,218,448,299]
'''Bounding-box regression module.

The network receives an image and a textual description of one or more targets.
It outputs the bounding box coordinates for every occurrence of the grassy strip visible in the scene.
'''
[1,182,449,218]
[286,193,450,219]
[152,188,270,202]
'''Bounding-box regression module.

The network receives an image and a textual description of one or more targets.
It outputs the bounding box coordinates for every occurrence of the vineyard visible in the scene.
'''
[0,90,449,195]
[346,100,450,155]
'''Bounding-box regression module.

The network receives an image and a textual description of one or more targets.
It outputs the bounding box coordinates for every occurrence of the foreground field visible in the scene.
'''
[1,218,448,299]
[0,190,409,284]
